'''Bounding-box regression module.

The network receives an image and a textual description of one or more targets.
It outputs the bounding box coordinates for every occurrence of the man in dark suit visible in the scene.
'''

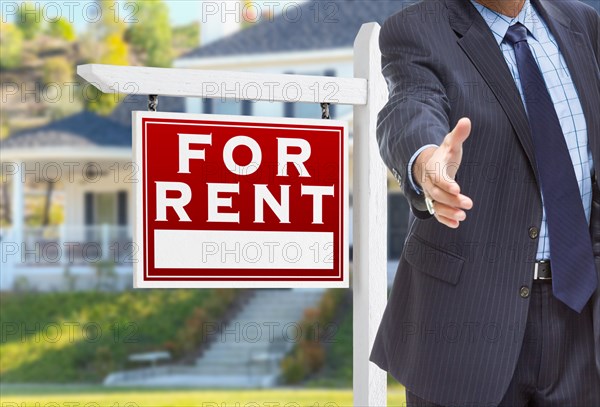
[370,0,600,405]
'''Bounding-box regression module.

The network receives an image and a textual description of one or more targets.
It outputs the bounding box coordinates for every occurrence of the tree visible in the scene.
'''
[47,17,76,41]
[0,22,23,69]
[126,0,172,67]
[85,33,129,115]
[84,0,129,115]
[15,2,43,39]
[172,22,200,52]
[43,56,74,85]
[43,57,81,119]
[97,0,127,37]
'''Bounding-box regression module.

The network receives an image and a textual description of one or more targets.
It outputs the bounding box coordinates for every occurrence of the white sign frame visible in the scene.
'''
[133,111,349,289]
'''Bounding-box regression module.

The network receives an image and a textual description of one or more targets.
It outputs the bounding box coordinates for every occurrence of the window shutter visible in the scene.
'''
[117,191,128,226]
[84,192,94,225]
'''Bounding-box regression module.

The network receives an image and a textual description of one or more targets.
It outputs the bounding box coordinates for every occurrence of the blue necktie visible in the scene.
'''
[505,23,597,313]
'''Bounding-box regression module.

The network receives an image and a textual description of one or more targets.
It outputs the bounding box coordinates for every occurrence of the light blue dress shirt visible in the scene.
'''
[408,0,593,260]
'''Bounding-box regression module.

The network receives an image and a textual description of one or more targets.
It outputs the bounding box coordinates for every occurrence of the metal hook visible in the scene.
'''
[148,95,158,112]
[320,102,330,119]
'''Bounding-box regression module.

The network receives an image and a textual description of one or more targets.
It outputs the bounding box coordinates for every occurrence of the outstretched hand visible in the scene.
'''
[413,118,474,228]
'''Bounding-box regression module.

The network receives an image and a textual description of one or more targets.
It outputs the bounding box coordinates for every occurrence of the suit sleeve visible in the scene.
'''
[376,16,451,219]
[595,11,599,68]
[596,12,599,70]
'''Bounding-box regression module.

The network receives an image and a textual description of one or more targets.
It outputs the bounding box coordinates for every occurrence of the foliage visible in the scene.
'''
[0,22,24,69]
[306,303,353,387]
[172,22,200,51]
[24,197,64,227]
[0,289,240,382]
[126,0,172,67]
[280,289,347,384]
[100,33,129,66]
[15,2,43,39]
[47,17,76,41]
[280,351,308,383]
[97,0,127,37]
[0,113,10,139]
[43,56,73,85]
[83,0,129,115]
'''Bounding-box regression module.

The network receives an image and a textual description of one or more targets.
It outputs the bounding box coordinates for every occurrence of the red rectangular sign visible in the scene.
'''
[133,112,349,288]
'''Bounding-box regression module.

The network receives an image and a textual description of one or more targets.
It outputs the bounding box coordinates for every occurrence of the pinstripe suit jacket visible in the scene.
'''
[369,0,600,404]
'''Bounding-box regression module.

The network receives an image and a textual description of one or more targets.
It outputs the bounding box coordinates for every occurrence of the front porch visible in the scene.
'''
[1,114,135,291]
[1,224,133,291]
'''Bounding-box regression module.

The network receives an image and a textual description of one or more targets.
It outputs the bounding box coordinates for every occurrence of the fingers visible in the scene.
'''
[427,184,473,210]
[435,212,460,229]
[425,171,461,196]
[431,200,466,223]
[444,117,471,150]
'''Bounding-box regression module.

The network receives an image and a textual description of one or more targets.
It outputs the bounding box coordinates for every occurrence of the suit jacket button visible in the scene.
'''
[528,227,539,239]
[520,286,530,298]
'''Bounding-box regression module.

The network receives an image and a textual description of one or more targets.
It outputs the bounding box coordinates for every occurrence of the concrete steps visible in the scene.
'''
[104,288,325,388]
[194,289,324,387]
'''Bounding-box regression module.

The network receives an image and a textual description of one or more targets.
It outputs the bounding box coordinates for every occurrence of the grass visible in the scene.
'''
[0,289,237,382]
[0,384,408,406]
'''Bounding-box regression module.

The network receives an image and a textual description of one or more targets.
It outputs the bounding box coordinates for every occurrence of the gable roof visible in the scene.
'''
[3,111,132,149]
[179,0,418,60]
[3,95,186,150]
[179,0,600,61]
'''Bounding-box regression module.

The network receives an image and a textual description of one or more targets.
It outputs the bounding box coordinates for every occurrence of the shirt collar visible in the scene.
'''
[470,0,542,45]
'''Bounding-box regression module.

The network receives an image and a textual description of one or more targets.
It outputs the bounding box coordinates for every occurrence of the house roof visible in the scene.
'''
[179,0,419,60]
[178,0,600,61]
[109,94,186,128]
[3,111,132,149]
[3,94,186,150]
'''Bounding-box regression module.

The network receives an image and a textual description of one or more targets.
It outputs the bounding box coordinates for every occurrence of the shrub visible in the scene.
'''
[0,289,243,382]
[280,288,347,384]
[280,351,307,383]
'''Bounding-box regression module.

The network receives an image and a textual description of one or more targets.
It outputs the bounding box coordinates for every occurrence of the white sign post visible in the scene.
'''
[78,22,388,406]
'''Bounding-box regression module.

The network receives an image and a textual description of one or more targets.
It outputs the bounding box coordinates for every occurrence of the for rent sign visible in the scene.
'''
[133,112,348,288]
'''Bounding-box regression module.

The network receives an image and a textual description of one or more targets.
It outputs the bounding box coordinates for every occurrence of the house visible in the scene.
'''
[0,96,184,290]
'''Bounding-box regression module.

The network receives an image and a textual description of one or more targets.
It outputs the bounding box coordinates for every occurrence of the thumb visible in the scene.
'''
[444,117,471,150]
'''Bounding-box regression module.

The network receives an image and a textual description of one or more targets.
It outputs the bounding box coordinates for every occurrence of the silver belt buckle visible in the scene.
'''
[534,260,551,280]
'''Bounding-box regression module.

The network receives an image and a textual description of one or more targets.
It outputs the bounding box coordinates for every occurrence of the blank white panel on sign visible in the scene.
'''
[154,230,334,270]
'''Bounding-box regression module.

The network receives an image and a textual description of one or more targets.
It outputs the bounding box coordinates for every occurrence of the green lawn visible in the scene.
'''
[0,385,407,406]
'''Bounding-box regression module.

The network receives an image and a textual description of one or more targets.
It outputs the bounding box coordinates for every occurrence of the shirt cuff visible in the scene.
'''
[407,144,439,195]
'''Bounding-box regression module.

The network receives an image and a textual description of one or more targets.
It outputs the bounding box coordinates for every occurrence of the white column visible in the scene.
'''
[12,162,24,257]
[1,161,24,289]
[102,223,109,260]
[353,23,389,407]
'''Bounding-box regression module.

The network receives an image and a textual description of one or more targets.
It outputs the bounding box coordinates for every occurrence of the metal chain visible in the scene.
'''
[148,94,158,112]
[320,102,330,119]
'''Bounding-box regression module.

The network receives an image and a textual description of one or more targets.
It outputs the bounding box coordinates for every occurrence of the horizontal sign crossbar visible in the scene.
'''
[77,64,368,105]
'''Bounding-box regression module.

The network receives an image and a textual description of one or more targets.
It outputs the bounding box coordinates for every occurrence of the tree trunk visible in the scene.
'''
[42,181,54,226]
[1,181,11,225]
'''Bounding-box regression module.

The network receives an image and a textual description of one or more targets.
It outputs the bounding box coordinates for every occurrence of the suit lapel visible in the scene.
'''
[445,0,539,184]
[532,0,600,180]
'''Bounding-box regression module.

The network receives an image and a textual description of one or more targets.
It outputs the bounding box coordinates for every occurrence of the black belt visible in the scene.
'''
[534,260,552,280]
